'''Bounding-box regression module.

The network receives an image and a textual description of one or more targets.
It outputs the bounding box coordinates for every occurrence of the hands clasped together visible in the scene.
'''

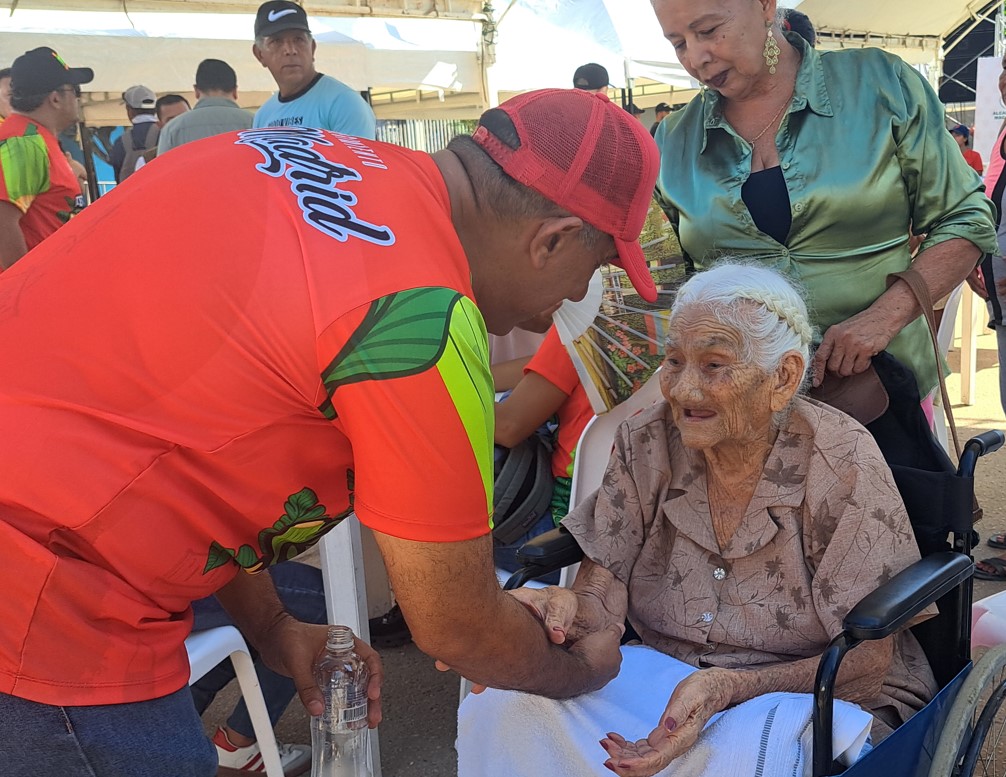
[507,584,740,777]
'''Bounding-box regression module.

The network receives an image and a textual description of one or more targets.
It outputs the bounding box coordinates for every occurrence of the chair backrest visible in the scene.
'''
[936,283,964,359]
[569,371,664,511]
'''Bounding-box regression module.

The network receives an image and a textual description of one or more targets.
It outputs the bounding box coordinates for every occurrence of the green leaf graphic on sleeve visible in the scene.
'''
[321,287,463,390]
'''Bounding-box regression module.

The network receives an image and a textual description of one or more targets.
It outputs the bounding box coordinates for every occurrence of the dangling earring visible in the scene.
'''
[763,22,781,75]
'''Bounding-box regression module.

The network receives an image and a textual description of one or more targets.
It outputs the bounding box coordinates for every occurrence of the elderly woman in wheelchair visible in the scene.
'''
[457,263,941,777]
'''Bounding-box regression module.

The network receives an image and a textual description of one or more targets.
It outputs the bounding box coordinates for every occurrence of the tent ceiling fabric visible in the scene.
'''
[0,0,485,21]
[787,0,979,38]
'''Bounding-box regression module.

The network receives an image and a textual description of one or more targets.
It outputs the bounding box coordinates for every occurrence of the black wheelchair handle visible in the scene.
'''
[957,430,1006,478]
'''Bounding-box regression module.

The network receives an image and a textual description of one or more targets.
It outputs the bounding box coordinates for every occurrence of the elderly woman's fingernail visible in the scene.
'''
[604,763,617,773]
[664,717,677,731]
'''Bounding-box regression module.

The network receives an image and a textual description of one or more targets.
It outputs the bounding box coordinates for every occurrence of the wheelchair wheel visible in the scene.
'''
[931,644,1006,776]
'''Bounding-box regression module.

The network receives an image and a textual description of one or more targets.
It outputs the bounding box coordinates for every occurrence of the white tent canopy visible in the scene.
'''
[0,0,484,22]
[0,10,485,121]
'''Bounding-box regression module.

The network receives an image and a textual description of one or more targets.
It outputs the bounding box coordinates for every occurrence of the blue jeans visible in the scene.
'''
[0,686,217,777]
[493,510,561,585]
[190,560,327,740]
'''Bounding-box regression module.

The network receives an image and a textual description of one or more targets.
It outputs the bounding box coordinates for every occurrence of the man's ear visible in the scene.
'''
[528,216,584,271]
[252,43,266,67]
[769,351,805,412]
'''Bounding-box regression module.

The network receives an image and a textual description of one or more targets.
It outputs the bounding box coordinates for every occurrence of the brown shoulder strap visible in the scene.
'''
[888,269,962,459]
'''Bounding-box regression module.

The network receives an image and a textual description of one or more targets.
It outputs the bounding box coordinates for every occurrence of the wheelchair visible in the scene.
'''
[503,429,1006,777]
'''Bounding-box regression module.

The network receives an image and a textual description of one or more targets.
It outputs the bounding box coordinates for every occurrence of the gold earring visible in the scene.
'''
[763,23,780,75]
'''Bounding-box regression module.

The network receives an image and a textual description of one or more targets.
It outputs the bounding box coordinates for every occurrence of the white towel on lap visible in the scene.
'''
[457,645,872,777]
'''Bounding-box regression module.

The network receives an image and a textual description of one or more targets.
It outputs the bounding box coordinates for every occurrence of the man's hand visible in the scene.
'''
[258,616,384,728]
[967,265,989,300]
[810,310,895,387]
[599,668,737,777]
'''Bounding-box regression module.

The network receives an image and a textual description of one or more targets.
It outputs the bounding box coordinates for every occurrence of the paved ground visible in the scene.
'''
[205,316,1006,777]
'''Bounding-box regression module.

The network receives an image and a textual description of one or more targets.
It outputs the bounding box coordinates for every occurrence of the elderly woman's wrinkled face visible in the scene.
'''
[660,307,785,451]
[652,0,774,101]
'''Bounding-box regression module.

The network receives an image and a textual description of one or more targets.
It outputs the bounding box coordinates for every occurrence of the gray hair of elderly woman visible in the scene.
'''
[669,263,815,386]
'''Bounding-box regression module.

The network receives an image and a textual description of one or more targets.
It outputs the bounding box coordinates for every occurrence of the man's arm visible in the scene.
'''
[811,237,979,383]
[213,570,384,725]
[494,371,567,447]
[0,201,27,269]
[373,530,623,698]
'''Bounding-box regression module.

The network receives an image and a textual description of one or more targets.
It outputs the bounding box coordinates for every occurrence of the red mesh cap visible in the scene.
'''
[472,89,661,302]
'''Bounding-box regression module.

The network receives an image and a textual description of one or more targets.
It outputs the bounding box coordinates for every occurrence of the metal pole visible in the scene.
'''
[77,120,99,203]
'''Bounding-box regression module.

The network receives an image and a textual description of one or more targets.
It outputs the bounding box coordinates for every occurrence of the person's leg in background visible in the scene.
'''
[191,560,326,775]
[0,687,216,777]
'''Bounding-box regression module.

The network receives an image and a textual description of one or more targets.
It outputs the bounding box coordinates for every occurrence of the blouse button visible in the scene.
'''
[700,612,714,624]
[782,162,791,170]
[713,567,726,581]
[794,203,804,213]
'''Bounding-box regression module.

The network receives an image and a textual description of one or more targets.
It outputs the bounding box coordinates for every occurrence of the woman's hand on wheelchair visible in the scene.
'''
[599,668,737,776]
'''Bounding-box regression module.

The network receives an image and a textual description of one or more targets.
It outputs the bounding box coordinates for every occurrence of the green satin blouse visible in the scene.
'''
[655,33,997,395]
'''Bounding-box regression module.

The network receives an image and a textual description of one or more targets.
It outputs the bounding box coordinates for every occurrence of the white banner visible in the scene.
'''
[975,56,1006,169]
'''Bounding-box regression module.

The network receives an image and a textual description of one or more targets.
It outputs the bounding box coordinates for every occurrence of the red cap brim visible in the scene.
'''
[612,238,657,303]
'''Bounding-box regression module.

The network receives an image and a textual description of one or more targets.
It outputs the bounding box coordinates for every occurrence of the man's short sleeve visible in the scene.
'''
[0,134,49,213]
[329,91,377,140]
[321,288,494,542]
[525,326,579,396]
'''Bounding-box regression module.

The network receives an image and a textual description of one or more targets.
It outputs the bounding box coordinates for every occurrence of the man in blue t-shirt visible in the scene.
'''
[251,0,376,139]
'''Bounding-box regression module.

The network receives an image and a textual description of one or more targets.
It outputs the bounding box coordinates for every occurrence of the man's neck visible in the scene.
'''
[14,110,59,136]
[278,70,320,100]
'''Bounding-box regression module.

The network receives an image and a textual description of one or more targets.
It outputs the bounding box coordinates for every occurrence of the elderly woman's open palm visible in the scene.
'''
[600,668,736,776]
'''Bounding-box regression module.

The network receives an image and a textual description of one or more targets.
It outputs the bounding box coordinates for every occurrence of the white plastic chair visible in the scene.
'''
[464,371,666,702]
[185,625,284,777]
[972,588,1006,648]
[318,514,383,777]
[932,283,965,454]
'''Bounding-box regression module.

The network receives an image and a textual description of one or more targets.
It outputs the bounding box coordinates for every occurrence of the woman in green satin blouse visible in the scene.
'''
[652,0,997,400]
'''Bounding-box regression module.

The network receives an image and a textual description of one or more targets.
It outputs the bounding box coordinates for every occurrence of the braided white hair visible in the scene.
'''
[670,262,815,384]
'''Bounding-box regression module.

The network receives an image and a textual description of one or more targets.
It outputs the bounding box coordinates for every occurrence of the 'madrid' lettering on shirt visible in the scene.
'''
[236,127,395,246]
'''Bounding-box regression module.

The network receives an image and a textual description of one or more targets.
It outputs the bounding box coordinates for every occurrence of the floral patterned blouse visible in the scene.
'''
[562,396,938,735]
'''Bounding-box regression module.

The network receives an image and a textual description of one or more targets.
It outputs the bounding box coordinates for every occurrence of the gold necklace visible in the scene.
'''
[743,96,790,144]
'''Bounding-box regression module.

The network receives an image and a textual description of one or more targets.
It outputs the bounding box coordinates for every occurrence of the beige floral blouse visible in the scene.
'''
[562,396,938,735]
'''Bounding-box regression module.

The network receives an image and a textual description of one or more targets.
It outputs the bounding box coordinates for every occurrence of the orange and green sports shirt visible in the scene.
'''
[0,113,85,252]
[0,128,494,706]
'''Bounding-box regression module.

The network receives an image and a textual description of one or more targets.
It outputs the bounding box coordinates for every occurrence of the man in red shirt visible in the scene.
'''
[950,124,984,175]
[0,46,91,269]
[0,89,659,776]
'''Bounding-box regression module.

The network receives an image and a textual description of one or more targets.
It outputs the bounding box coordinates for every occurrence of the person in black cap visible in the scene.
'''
[0,46,91,270]
[649,101,672,137]
[252,0,376,138]
[572,62,609,94]
[626,102,646,123]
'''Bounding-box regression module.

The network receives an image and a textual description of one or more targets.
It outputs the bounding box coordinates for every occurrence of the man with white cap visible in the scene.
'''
[0,46,91,269]
[0,88,658,776]
[110,84,159,182]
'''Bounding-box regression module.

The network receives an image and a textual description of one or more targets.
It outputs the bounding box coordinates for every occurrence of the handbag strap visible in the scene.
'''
[888,269,962,459]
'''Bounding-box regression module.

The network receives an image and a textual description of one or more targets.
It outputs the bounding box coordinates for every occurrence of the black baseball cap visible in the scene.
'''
[573,63,609,91]
[10,47,93,96]
[626,103,646,115]
[255,1,311,39]
[655,102,672,113]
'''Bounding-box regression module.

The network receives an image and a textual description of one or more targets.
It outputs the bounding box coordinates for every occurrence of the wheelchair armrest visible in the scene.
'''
[502,527,584,590]
[514,526,583,569]
[842,551,973,641]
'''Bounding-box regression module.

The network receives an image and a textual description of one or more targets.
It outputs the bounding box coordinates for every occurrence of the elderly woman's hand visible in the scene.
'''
[599,668,737,777]
[811,307,897,386]
[508,585,583,645]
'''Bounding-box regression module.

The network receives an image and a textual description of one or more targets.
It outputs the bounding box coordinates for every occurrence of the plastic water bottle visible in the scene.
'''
[310,625,372,777]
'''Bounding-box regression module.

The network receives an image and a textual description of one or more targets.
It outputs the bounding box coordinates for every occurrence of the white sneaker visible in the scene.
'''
[213,726,311,776]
